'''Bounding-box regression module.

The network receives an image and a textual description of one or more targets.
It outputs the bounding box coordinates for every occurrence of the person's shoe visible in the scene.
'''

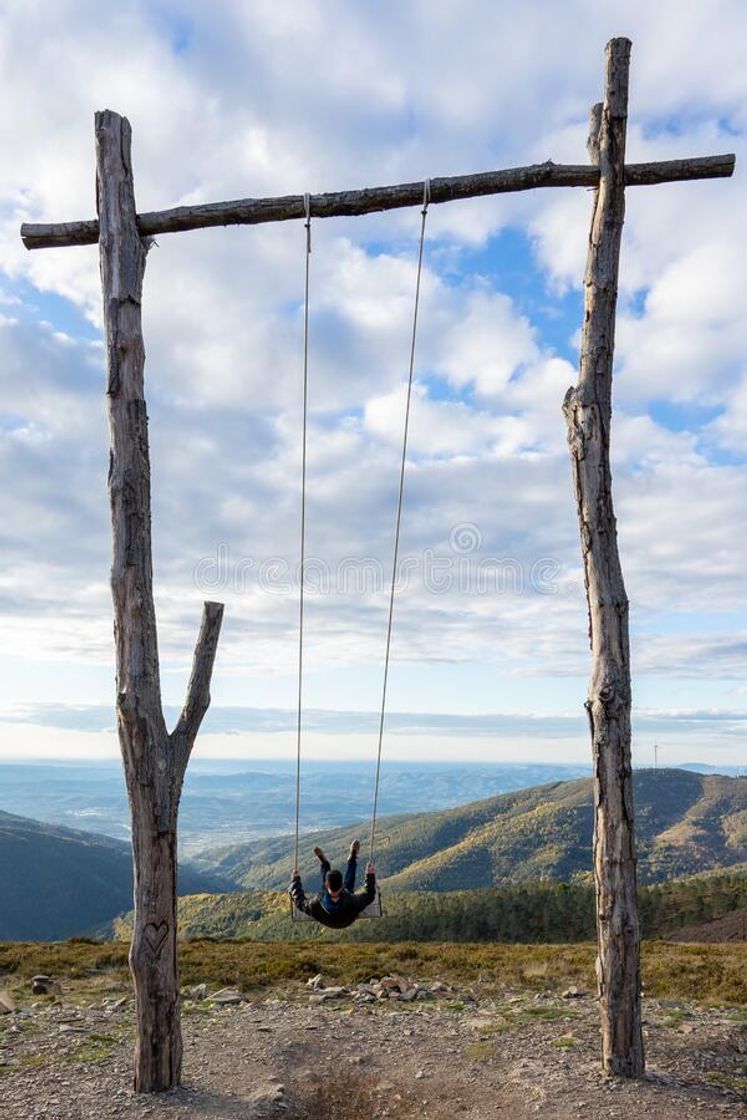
[349,839,361,859]
[313,846,327,863]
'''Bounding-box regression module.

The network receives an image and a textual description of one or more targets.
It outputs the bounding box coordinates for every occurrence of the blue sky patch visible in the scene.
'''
[649,399,723,433]
[5,275,100,343]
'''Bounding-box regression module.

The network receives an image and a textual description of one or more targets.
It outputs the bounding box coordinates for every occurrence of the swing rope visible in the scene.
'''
[293,193,312,873]
[368,179,430,864]
[293,182,430,877]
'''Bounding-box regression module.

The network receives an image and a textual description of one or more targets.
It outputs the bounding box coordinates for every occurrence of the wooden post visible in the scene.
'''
[95,109,224,1094]
[563,39,644,1076]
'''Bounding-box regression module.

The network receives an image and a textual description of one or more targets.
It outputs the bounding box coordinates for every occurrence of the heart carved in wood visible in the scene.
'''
[144,921,169,956]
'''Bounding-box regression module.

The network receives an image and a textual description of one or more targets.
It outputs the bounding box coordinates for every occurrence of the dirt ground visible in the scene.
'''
[0,977,745,1120]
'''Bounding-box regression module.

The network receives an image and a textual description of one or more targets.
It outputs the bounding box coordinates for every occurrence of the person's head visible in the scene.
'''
[325,869,343,898]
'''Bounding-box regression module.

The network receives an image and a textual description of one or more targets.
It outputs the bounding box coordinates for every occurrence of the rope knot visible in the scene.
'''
[304,193,311,253]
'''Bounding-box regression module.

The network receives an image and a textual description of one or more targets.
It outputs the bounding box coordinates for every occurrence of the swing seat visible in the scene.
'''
[291,888,383,922]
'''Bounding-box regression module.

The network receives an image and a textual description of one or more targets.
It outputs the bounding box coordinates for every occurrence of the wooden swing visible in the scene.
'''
[290,185,431,922]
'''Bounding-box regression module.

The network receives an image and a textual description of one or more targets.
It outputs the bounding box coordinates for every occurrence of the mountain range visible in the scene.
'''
[2,768,745,941]
[196,768,747,890]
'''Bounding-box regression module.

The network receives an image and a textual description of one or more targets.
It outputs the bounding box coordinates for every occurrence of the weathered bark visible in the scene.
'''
[22,152,734,249]
[95,109,224,1093]
[562,39,644,1077]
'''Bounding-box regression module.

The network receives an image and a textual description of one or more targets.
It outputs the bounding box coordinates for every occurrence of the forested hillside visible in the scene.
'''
[196,769,747,891]
[0,810,232,940]
[110,867,747,943]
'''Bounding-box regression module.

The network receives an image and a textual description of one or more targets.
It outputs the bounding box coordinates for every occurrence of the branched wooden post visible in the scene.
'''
[96,109,224,1094]
[563,38,644,1077]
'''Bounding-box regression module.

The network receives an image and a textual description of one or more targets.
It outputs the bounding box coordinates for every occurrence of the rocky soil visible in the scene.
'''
[0,972,745,1119]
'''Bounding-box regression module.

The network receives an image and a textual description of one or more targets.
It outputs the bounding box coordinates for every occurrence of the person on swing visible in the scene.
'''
[289,839,376,929]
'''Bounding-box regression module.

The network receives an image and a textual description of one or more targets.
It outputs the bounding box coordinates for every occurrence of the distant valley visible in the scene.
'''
[1,758,741,857]
[0,759,594,853]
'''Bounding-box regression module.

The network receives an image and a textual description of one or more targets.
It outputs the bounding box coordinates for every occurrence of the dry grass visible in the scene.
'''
[1,939,745,1005]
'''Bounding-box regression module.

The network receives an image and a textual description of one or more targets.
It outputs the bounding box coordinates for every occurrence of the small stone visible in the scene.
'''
[0,990,15,1014]
[562,987,587,1000]
[309,987,347,1005]
[209,988,244,1006]
[415,1070,426,1080]
[105,996,128,1010]
[31,975,57,996]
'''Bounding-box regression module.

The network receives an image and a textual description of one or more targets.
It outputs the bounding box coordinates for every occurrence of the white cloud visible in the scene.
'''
[708,369,747,450]
[1,2,746,762]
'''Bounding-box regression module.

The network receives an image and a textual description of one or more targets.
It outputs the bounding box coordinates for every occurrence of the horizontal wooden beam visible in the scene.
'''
[21,153,735,250]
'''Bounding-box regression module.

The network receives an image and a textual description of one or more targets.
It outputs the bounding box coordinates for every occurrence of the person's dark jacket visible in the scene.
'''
[289,871,376,929]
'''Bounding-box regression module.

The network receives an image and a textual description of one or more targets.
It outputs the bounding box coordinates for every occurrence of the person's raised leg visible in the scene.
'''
[344,839,360,893]
[314,846,330,889]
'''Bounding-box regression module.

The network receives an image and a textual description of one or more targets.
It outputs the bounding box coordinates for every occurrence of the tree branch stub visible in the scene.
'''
[171,599,225,769]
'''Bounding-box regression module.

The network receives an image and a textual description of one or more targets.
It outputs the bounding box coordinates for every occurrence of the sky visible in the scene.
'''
[0,0,746,767]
